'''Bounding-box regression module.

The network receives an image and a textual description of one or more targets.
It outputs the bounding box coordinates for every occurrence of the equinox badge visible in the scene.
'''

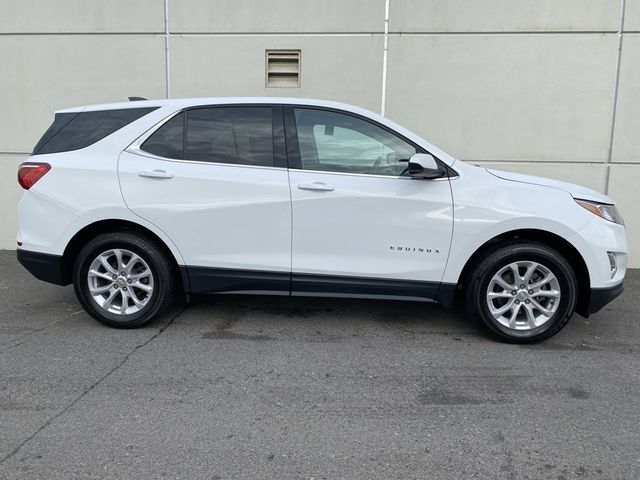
[390,246,440,254]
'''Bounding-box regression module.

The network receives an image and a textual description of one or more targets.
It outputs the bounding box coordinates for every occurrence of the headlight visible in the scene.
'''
[575,199,624,225]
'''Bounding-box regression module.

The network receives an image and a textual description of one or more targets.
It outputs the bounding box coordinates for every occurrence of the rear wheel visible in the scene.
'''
[466,242,578,343]
[73,232,176,328]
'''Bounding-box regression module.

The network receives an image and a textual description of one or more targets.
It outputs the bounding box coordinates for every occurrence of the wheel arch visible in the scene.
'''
[456,228,591,316]
[61,219,189,292]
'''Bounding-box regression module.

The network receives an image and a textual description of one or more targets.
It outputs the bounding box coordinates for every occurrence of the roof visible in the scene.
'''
[56,97,374,115]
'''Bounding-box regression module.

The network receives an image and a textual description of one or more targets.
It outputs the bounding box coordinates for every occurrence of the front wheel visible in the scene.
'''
[466,242,578,343]
[73,232,177,328]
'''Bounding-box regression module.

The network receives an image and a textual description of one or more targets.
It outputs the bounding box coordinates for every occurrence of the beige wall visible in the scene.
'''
[385,34,617,164]
[169,35,383,111]
[0,0,638,266]
[0,35,166,152]
[389,0,620,32]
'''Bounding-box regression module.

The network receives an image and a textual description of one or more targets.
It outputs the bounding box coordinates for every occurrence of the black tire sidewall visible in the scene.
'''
[73,232,173,328]
[473,244,577,343]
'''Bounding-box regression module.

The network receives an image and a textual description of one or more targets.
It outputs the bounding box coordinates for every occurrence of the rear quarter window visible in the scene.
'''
[140,112,185,159]
[33,107,158,155]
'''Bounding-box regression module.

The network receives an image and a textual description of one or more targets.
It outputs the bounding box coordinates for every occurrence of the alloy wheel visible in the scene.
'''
[486,261,561,330]
[87,248,154,315]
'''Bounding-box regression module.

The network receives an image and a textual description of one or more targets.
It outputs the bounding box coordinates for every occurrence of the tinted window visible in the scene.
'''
[293,108,416,176]
[31,112,79,154]
[141,113,185,159]
[33,107,157,155]
[186,107,273,166]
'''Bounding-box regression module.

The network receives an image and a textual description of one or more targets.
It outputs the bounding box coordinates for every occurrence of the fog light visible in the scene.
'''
[607,252,617,278]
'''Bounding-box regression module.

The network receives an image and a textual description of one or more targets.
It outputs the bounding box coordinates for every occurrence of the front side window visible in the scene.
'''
[293,108,416,176]
[186,107,274,166]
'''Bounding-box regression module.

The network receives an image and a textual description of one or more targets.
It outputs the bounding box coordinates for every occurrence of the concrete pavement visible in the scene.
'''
[1,251,639,479]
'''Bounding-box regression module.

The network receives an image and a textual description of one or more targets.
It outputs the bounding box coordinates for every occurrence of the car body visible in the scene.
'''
[16,97,627,342]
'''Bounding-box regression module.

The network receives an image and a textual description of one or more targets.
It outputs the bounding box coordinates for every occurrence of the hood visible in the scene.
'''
[486,168,613,204]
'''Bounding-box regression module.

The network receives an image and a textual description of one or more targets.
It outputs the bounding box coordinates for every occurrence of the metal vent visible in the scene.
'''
[266,50,300,87]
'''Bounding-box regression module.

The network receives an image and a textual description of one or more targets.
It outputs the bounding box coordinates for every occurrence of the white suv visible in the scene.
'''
[16,97,627,342]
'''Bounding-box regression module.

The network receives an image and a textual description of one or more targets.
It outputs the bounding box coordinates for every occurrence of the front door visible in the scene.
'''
[285,106,454,299]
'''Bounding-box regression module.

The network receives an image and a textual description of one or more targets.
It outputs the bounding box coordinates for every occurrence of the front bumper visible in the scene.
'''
[586,282,624,315]
[17,249,68,286]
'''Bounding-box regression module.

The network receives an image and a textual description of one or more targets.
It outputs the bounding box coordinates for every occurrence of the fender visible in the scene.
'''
[441,216,591,286]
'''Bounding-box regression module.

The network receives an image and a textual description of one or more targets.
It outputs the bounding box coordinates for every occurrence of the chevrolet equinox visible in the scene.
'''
[16,98,628,342]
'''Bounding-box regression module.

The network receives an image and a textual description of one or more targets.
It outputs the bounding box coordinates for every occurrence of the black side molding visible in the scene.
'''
[183,266,451,304]
[17,250,68,286]
[585,283,624,316]
[183,266,290,294]
[18,252,457,308]
[292,272,441,300]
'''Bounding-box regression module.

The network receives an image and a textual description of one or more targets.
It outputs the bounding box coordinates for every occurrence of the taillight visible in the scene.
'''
[18,162,51,190]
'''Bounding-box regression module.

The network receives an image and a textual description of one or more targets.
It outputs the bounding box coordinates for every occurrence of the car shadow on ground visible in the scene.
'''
[186,293,484,341]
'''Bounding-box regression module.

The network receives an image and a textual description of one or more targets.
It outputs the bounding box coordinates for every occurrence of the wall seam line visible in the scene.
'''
[2,31,637,37]
[604,0,626,194]
[164,0,171,99]
[380,0,390,116]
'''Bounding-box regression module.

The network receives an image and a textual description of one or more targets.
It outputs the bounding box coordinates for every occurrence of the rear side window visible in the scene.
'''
[33,107,157,155]
[141,113,185,159]
[186,107,273,166]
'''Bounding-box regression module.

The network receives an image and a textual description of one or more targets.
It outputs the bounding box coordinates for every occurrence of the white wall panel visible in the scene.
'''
[390,0,619,33]
[385,34,616,162]
[612,35,640,163]
[608,165,640,266]
[170,36,383,113]
[0,35,166,153]
[0,0,164,33]
[625,0,640,31]
[170,0,385,33]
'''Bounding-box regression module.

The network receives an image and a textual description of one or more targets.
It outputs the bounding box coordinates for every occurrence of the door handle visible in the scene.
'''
[297,182,335,192]
[138,169,174,179]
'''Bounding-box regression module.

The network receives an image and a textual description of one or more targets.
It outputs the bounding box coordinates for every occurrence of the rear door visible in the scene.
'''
[118,105,292,293]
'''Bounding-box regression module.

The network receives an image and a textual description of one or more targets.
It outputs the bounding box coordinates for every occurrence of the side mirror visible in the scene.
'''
[408,153,445,179]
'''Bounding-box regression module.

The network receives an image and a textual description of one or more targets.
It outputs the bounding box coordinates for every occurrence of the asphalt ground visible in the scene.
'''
[1,250,639,479]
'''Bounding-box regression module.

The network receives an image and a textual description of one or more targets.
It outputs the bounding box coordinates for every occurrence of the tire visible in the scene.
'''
[72,231,177,328]
[466,242,577,343]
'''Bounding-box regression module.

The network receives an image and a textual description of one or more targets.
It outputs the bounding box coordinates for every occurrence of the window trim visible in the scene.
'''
[283,105,454,178]
[130,104,287,169]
